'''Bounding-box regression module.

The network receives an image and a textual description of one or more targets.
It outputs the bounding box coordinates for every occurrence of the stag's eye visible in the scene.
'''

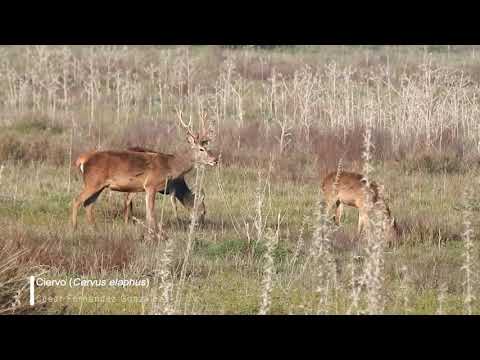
[200,148,205,152]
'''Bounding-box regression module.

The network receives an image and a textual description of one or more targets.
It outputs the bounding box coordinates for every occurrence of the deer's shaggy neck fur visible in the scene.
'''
[166,147,197,179]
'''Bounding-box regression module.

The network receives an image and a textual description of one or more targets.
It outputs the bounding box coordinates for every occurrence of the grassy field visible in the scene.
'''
[0,45,479,314]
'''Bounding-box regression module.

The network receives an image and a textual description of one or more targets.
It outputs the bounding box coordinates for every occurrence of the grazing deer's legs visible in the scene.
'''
[324,196,336,224]
[123,193,129,224]
[334,202,343,226]
[170,195,179,221]
[124,193,135,224]
[198,200,206,225]
[326,198,341,226]
[72,186,106,230]
[358,210,368,235]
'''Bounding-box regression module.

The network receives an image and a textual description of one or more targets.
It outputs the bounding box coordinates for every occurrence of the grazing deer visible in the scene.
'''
[71,119,217,232]
[122,146,206,224]
[321,171,398,239]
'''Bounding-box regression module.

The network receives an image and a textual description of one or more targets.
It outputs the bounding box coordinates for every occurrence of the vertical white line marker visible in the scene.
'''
[30,276,35,306]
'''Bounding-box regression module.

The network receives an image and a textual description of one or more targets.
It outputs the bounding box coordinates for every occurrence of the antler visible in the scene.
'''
[198,109,215,143]
[175,106,196,140]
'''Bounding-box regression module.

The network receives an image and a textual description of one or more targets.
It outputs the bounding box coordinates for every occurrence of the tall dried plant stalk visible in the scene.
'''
[0,164,4,185]
[436,283,448,315]
[151,234,175,315]
[259,226,279,315]
[398,265,412,314]
[251,159,274,256]
[174,165,205,311]
[347,254,363,315]
[311,196,337,314]
[359,118,386,315]
[461,186,476,315]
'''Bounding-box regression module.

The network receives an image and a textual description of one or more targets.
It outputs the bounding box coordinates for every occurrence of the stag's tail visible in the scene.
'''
[74,151,95,174]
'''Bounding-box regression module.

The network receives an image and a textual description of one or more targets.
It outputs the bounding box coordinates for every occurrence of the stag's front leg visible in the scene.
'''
[145,187,157,233]
[85,203,96,226]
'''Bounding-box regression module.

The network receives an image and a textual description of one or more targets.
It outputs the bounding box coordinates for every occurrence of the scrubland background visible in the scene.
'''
[1,45,479,314]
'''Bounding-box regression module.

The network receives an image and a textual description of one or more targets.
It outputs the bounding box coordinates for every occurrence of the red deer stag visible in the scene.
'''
[72,118,217,232]
[75,147,206,225]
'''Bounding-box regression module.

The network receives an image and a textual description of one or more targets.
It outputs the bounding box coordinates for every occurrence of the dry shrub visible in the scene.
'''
[397,215,462,245]
[330,230,360,252]
[234,53,311,82]
[5,227,137,275]
[0,135,27,161]
[396,129,476,175]
[0,240,50,314]
[118,119,179,151]
[217,121,271,166]
[0,113,68,166]
[462,62,480,85]
[399,152,467,175]
[0,133,68,166]
[217,122,402,182]
[310,125,395,177]
[12,113,65,135]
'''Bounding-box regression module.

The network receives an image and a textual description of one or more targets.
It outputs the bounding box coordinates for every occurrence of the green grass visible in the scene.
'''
[1,158,478,314]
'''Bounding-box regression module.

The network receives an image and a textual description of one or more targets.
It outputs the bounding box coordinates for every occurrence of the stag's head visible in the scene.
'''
[177,110,218,167]
[187,133,218,166]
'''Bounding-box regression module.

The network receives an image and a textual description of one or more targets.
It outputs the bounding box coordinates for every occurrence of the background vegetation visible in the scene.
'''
[0,45,479,314]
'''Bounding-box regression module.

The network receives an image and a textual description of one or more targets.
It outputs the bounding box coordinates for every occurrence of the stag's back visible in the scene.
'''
[90,151,150,175]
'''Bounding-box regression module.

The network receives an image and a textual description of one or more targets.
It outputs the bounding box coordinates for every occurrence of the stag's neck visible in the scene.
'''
[169,148,196,178]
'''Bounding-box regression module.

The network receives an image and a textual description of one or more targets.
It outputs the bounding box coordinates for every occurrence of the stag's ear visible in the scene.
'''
[200,139,210,146]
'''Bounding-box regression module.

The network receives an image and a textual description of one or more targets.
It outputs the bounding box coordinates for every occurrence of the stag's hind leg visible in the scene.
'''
[72,185,107,230]
[123,193,135,224]
[85,203,95,226]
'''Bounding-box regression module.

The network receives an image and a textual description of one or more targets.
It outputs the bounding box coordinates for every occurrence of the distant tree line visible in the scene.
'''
[221,45,294,49]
